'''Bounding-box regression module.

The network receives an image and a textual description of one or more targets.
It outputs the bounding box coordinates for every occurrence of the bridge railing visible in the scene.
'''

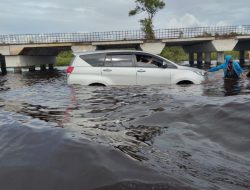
[156,25,250,39]
[0,25,250,45]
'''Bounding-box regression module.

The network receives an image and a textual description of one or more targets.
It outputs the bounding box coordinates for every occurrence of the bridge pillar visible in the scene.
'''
[205,52,211,65]
[40,65,46,71]
[48,64,54,70]
[239,51,245,65]
[29,66,36,72]
[217,51,224,65]
[197,52,203,67]
[189,53,194,67]
[0,55,7,75]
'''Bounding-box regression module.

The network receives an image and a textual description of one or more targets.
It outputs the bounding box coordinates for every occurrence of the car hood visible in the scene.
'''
[177,65,206,72]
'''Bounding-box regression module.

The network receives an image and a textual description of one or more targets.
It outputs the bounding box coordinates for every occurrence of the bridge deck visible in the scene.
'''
[0,25,250,45]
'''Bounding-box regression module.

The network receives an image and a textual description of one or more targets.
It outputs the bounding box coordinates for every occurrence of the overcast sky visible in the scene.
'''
[0,0,248,34]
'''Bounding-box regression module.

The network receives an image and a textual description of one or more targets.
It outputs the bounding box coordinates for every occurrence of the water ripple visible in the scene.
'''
[0,69,250,190]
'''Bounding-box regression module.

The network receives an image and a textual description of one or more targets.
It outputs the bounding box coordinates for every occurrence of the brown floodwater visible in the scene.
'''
[0,68,250,190]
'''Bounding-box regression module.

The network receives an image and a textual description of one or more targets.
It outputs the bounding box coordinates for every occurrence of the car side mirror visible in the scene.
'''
[162,64,168,69]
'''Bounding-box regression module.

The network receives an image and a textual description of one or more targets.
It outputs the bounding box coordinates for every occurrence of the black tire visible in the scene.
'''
[89,83,106,86]
[177,80,194,85]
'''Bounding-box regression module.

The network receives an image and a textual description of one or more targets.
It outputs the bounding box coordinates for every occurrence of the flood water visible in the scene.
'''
[0,68,250,190]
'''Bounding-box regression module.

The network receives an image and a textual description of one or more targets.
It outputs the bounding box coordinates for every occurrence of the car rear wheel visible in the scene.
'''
[177,80,194,85]
[89,83,106,86]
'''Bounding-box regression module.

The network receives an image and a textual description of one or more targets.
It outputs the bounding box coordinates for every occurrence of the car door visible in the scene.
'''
[135,53,171,85]
[101,53,136,85]
[74,53,104,85]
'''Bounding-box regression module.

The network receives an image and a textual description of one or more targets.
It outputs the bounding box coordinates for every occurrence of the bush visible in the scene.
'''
[161,47,188,63]
[56,51,74,66]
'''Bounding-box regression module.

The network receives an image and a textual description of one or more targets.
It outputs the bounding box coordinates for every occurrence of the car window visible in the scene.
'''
[136,54,163,68]
[163,60,178,69]
[105,55,112,67]
[80,53,105,67]
[104,54,134,67]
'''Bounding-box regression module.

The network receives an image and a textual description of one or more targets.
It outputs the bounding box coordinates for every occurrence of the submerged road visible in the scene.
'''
[0,68,250,190]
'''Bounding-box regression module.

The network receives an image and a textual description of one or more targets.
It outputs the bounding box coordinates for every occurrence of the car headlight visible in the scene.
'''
[194,70,206,76]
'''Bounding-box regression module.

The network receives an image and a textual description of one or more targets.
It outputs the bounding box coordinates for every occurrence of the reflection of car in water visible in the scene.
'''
[67,50,206,86]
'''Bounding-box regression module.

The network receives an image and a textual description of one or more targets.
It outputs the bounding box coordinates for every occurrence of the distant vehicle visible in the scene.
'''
[67,50,206,86]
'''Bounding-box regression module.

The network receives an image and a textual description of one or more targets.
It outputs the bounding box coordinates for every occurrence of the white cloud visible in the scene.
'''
[166,13,208,28]
[155,12,231,29]
[215,21,229,26]
[74,8,86,13]
[0,0,249,34]
[20,1,60,9]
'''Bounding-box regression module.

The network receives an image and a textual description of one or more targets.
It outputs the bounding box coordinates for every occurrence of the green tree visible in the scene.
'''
[129,0,165,39]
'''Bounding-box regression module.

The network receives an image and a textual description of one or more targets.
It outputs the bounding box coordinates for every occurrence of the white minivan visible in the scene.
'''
[67,50,206,86]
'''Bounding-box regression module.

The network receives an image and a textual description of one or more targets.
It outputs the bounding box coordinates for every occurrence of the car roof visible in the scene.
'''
[74,50,151,56]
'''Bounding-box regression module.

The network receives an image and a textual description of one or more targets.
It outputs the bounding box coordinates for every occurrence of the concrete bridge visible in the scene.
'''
[1,25,250,74]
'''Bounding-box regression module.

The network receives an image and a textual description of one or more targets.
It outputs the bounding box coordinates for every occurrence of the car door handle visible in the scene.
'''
[103,69,112,72]
[137,69,146,73]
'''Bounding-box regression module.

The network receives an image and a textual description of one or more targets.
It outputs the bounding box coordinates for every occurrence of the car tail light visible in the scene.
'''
[66,66,74,74]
